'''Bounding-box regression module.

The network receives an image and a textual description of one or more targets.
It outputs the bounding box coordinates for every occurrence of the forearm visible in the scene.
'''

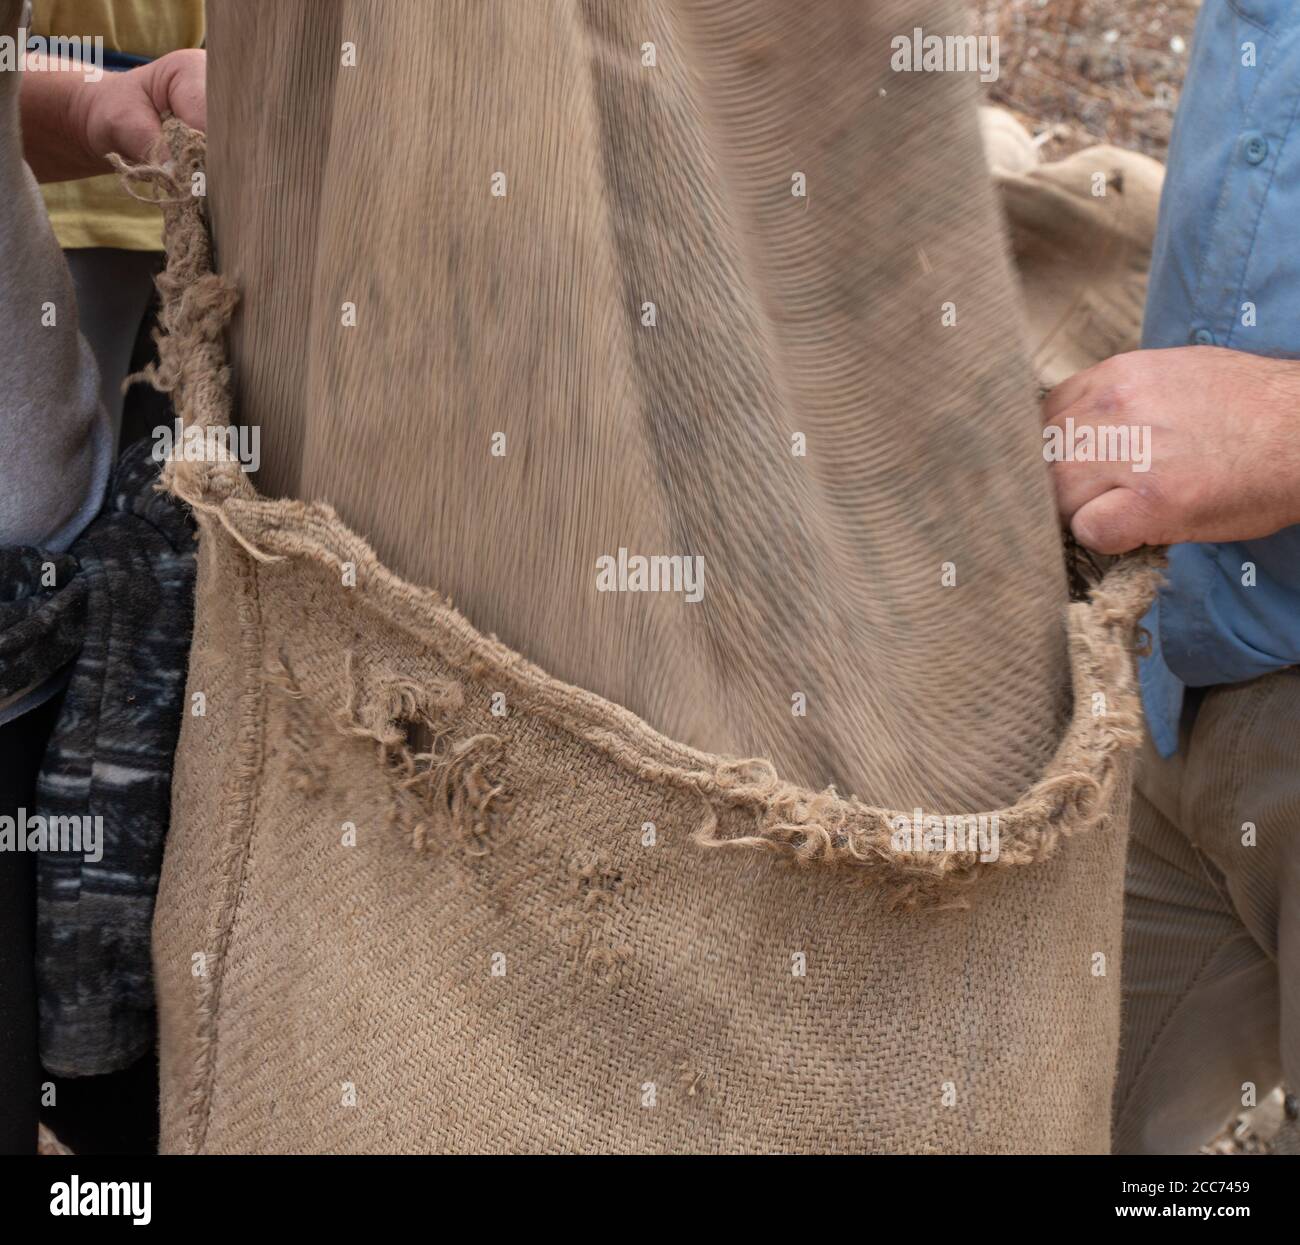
[16,54,105,183]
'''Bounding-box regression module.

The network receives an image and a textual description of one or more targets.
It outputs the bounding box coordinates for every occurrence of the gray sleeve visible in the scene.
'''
[0,32,112,552]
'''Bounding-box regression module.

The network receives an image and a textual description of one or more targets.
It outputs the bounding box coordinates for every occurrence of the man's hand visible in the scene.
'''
[79,49,206,167]
[21,49,205,183]
[1044,346,1300,553]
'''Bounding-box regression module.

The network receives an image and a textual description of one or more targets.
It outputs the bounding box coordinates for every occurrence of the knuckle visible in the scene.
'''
[1089,381,1131,420]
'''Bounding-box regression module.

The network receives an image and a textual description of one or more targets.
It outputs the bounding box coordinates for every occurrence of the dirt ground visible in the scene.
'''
[971,0,1201,161]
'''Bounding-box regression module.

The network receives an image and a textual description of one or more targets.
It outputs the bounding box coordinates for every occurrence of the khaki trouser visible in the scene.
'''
[1116,670,1300,1153]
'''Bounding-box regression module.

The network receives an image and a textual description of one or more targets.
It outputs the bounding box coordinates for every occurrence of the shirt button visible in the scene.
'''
[1191,328,1216,346]
[1244,134,1269,165]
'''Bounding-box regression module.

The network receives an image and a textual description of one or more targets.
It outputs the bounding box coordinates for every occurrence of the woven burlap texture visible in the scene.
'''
[132,120,1161,1154]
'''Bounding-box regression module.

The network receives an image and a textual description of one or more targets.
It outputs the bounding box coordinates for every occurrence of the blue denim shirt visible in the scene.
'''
[1140,0,1300,756]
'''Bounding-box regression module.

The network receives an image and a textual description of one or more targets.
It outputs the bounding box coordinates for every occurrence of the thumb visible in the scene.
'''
[1070,487,1149,555]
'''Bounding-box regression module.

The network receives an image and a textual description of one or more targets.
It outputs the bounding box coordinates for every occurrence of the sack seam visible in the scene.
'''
[182,546,268,1154]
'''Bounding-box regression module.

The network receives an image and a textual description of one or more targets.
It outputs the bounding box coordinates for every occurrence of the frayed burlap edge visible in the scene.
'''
[128,119,1163,918]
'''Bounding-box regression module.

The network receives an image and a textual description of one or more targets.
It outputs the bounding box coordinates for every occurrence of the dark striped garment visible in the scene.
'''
[17,439,195,1077]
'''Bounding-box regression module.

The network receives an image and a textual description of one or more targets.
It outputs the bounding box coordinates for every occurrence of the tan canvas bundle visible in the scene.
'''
[1007,148,1163,388]
[132,120,1160,1154]
[985,113,1166,387]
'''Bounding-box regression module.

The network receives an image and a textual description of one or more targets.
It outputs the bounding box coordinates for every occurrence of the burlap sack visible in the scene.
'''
[132,122,1160,1154]
[979,105,1042,177]
[981,108,1166,387]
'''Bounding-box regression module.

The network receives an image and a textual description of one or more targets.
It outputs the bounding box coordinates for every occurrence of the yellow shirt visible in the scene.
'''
[34,0,206,250]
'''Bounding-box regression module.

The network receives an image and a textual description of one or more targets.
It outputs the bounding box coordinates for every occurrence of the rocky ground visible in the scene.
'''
[970,0,1200,161]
